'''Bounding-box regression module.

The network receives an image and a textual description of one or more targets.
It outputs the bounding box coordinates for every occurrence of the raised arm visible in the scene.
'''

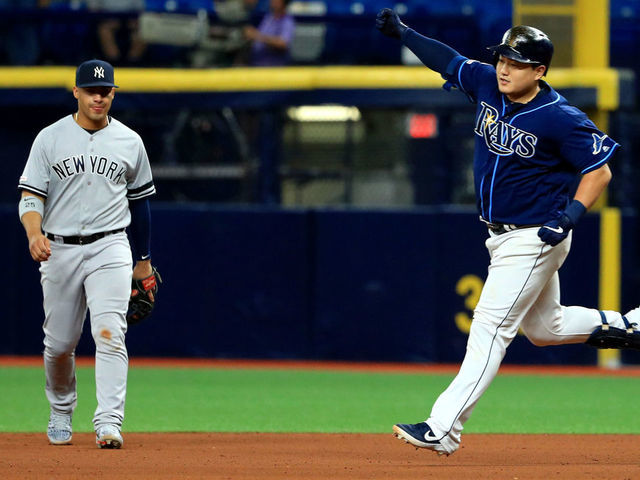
[376,8,461,74]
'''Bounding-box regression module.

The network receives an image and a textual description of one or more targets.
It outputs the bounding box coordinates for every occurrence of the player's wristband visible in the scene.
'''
[563,199,587,227]
[18,195,44,221]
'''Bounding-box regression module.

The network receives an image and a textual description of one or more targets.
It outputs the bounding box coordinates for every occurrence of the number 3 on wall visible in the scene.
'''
[454,274,484,334]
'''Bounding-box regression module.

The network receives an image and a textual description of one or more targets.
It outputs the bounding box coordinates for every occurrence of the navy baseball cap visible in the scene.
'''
[75,59,119,88]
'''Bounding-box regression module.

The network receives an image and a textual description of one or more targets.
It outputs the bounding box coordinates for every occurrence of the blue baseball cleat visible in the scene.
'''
[393,422,450,456]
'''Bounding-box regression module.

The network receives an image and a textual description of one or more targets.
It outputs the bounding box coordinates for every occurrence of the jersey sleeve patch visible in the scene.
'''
[581,137,620,174]
[560,119,620,174]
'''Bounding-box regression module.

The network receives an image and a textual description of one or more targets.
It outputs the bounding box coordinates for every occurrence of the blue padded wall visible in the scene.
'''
[5,205,636,365]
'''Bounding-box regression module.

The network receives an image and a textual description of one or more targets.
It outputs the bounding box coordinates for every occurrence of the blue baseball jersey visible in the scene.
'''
[443,55,620,225]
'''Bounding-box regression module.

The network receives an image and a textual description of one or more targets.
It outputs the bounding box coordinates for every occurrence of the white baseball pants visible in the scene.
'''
[39,232,132,430]
[426,227,627,454]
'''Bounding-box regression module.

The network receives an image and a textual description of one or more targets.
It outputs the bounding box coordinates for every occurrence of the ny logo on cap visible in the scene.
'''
[94,66,105,79]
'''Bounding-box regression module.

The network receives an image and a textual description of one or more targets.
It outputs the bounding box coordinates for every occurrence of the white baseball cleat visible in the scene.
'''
[47,411,72,445]
[96,424,123,449]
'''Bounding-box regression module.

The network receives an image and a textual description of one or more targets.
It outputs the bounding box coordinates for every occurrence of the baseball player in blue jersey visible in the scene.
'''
[377,9,640,456]
[18,59,157,448]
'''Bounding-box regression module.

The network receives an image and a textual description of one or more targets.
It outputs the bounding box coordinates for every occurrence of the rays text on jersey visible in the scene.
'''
[474,102,537,157]
[51,155,126,184]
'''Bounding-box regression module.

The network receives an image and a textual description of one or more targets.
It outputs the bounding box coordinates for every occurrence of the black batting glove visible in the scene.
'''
[537,200,587,246]
[376,8,408,39]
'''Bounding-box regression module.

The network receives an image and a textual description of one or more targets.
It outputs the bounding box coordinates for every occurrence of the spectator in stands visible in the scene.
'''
[244,0,295,66]
[191,0,258,67]
[87,0,146,65]
[239,0,296,202]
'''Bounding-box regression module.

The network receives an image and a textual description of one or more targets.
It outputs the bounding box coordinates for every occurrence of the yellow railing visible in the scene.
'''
[0,65,622,111]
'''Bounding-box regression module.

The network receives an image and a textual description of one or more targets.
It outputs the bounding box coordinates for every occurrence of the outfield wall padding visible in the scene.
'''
[4,205,639,364]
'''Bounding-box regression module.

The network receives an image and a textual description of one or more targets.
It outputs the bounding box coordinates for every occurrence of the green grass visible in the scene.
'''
[1,366,639,434]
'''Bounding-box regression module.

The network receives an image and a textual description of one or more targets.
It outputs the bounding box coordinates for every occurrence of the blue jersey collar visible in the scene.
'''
[501,80,554,114]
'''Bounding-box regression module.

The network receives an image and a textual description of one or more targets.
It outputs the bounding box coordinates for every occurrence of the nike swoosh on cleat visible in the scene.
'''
[423,429,440,442]
[542,225,564,234]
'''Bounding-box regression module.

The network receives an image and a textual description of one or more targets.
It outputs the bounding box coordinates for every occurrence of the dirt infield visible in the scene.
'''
[1,432,639,480]
[3,358,640,479]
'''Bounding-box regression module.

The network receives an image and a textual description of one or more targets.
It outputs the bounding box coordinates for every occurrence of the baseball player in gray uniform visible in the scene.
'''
[18,59,156,449]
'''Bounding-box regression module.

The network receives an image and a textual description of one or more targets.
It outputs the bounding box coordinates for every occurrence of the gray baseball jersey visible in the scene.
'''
[19,115,155,236]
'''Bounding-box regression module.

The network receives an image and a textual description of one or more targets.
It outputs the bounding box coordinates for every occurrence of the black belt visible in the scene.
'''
[480,218,541,235]
[46,228,125,245]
